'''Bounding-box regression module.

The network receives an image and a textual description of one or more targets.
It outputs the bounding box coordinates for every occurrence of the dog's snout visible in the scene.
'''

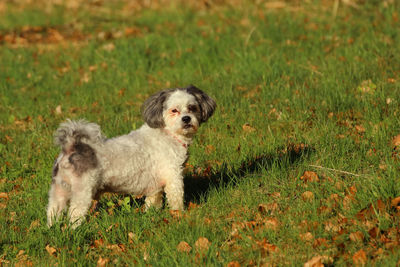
[182,116,191,124]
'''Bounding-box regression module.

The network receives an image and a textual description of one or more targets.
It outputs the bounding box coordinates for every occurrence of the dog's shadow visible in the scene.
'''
[184,143,312,204]
[95,143,311,211]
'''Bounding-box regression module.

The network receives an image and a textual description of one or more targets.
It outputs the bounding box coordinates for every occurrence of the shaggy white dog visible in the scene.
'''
[47,85,216,227]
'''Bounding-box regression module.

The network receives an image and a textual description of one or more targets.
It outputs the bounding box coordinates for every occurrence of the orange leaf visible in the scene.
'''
[194,237,210,252]
[299,232,314,242]
[391,196,400,207]
[177,241,192,253]
[0,192,9,200]
[97,256,109,267]
[304,256,323,267]
[226,261,240,267]
[242,123,256,133]
[302,191,314,201]
[45,245,57,257]
[301,171,319,183]
[352,249,367,265]
[349,231,364,242]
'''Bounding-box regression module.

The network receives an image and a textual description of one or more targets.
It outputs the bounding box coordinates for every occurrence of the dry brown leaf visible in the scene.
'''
[55,105,62,114]
[304,255,323,267]
[28,219,40,230]
[0,192,9,200]
[177,241,192,253]
[392,135,400,148]
[301,171,319,183]
[258,203,278,214]
[355,125,366,133]
[205,144,216,154]
[352,249,367,265]
[264,218,279,230]
[391,196,400,207]
[45,245,57,257]
[343,195,354,210]
[242,123,256,133]
[97,256,109,267]
[300,232,314,242]
[226,261,240,267]
[349,231,364,242]
[128,232,136,244]
[194,237,210,252]
[302,191,314,201]
[264,1,286,9]
[102,43,115,51]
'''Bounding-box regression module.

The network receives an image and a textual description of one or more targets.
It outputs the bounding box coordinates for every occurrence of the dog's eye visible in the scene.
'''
[188,105,198,112]
[171,109,179,113]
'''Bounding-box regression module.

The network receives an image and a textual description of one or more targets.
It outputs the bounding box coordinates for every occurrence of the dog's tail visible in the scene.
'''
[54,119,105,152]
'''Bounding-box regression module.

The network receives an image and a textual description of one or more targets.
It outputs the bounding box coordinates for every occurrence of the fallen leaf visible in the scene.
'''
[264,218,279,230]
[177,241,192,253]
[55,105,62,114]
[0,192,9,200]
[242,123,256,133]
[349,231,364,242]
[300,232,314,242]
[301,171,319,183]
[352,249,367,265]
[128,232,136,244]
[258,203,278,214]
[304,255,323,267]
[45,245,57,257]
[391,196,400,207]
[194,237,210,252]
[302,191,314,201]
[226,261,240,267]
[355,125,366,133]
[29,219,40,230]
[102,43,115,51]
[392,135,400,148]
[97,256,109,267]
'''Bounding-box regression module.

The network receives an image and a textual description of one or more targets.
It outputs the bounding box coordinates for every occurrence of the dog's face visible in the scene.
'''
[141,85,216,137]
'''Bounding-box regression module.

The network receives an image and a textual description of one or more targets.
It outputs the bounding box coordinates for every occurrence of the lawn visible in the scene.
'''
[1,0,400,265]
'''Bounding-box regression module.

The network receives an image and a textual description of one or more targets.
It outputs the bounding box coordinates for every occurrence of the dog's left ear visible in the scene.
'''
[141,89,173,128]
[185,85,216,123]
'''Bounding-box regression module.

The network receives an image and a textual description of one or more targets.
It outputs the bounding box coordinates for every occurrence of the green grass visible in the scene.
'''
[1,0,400,265]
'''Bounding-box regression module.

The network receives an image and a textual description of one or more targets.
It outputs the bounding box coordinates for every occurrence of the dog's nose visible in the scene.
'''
[182,116,191,124]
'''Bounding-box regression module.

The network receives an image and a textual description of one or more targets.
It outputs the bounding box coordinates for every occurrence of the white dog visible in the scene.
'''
[47,85,216,227]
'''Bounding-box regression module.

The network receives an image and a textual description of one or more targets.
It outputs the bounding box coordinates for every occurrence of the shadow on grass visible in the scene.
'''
[184,143,313,204]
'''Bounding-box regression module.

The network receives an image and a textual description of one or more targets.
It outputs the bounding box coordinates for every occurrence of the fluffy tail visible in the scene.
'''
[54,119,105,151]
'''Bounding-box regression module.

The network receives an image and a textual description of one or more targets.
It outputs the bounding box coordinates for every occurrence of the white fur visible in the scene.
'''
[47,89,215,228]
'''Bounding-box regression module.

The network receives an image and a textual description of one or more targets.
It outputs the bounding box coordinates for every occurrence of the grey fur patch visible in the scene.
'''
[68,142,98,175]
[141,89,175,128]
[184,85,216,123]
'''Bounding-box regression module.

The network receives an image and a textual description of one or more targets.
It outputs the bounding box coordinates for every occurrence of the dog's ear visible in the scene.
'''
[185,85,216,123]
[141,89,173,128]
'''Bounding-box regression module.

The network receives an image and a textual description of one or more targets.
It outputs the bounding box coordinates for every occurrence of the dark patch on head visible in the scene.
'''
[141,89,175,128]
[68,142,98,175]
[184,85,216,123]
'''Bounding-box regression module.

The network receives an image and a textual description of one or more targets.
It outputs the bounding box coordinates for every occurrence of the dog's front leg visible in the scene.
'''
[164,172,184,211]
[145,191,163,210]
[68,172,97,228]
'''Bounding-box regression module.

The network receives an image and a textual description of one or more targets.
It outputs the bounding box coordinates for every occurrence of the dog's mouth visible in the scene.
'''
[183,124,193,129]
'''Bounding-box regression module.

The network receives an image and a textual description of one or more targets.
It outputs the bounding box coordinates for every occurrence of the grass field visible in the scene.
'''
[1,0,400,265]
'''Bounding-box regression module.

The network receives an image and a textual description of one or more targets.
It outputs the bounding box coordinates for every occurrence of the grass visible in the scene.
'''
[1,0,400,265]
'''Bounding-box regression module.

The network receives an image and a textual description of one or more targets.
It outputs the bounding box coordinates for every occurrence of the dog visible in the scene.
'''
[46,85,216,227]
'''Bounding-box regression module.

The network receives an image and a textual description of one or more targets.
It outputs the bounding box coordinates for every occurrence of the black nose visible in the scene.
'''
[182,116,191,123]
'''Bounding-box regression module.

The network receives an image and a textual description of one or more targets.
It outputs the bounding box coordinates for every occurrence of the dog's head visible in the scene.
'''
[141,85,216,137]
